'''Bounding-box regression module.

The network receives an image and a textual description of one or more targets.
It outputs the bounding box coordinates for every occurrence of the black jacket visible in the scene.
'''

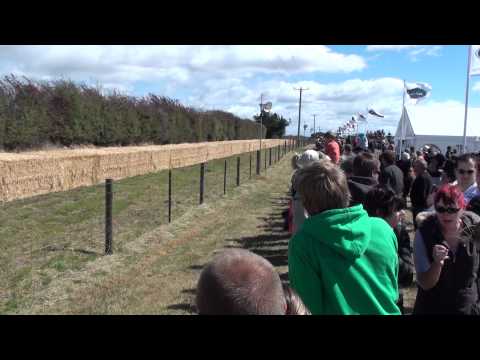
[395,223,414,288]
[347,176,378,206]
[410,172,433,209]
[379,164,404,196]
[413,211,480,315]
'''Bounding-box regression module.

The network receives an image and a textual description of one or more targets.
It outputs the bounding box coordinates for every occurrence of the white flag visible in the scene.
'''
[357,112,367,122]
[367,108,384,118]
[405,82,432,104]
[470,45,480,76]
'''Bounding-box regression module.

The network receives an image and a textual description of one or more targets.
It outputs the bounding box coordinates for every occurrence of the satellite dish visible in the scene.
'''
[262,102,272,113]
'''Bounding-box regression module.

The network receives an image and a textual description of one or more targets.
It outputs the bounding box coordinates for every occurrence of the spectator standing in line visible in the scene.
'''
[347,152,381,206]
[445,146,453,160]
[290,150,320,234]
[397,152,414,201]
[454,153,480,204]
[413,184,480,314]
[365,185,414,314]
[410,158,434,229]
[379,150,404,197]
[196,249,311,315]
[341,144,354,162]
[325,131,340,165]
[288,160,401,315]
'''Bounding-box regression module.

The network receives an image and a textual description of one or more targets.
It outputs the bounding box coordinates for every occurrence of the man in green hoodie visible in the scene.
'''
[288,160,401,315]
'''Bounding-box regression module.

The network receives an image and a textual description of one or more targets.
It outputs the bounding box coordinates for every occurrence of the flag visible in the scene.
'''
[470,45,480,76]
[405,82,432,104]
[367,108,384,118]
[357,112,367,121]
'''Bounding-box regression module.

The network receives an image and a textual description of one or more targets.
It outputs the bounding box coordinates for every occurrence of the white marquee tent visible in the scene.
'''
[395,103,480,154]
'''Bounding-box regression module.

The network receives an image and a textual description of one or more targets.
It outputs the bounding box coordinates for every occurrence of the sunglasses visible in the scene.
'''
[435,206,460,214]
[457,169,475,175]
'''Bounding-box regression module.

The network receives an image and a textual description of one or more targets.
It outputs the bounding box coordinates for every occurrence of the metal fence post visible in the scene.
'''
[168,169,172,223]
[249,153,252,179]
[264,149,267,170]
[200,162,205,205]
[105,179,113,255]
[224,159,227,195]
[256,150,261,175]
[236,157,240,186]
[269,148,272,166]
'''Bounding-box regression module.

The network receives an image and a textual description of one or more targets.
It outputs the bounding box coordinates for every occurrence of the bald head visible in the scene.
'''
[196,249,286,315]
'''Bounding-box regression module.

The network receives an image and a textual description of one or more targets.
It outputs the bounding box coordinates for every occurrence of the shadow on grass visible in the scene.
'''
[169,195,292,312]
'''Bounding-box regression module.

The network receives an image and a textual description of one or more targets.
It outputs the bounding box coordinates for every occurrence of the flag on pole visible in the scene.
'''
[470,45,480,76]
[357,112,367,121]
[367,108,384,118]
[405,82,432,104]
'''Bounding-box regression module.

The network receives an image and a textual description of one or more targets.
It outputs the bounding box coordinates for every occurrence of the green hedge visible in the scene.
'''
[0,75,265,151]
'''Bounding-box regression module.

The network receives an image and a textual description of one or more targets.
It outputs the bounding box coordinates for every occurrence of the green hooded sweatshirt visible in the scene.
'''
[288,204,401,315]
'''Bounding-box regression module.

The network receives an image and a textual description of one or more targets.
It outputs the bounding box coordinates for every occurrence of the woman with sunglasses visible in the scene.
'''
[413,184,480,314]
[454,153,480,204]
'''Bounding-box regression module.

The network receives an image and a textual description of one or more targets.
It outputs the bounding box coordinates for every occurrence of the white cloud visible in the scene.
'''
[0,45,366,86]
[366,45,442,62]
[0,45,425,136]
[366,45,419,52]
[183,77,407,135]
[473,82,480,92]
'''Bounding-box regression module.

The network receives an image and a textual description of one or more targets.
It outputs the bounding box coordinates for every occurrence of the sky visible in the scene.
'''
[0,45,479,136]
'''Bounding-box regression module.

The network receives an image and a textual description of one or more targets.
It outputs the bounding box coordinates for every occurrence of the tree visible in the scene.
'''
[253,112,289,139]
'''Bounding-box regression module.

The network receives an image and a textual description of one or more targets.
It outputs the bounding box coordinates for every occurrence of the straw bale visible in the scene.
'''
[0,139,288,202]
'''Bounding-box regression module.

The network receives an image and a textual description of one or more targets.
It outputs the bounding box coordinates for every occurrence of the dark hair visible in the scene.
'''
[380,150,396,165]
[455,153,476,168]
[353,146,363,154]
[353,152,380,177]
[196,249,286,315]
[340,156,355,176]
[343,144,352,153]
[364,185,405,218]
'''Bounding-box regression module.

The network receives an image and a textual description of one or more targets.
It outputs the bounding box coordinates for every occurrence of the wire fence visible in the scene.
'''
[0,138,308,313]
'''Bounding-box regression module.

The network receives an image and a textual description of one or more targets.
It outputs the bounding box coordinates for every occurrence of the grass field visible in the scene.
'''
[0,146,291,314]
[0,144,418,314]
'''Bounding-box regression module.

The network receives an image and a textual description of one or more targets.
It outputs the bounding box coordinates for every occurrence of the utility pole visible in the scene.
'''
[294,87,308,144]
[312,114,317,137]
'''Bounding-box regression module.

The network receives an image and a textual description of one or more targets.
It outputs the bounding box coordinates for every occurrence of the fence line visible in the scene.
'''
[103,138,303,254]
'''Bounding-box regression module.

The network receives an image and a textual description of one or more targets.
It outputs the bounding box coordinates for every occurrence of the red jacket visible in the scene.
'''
[326,140,340,164]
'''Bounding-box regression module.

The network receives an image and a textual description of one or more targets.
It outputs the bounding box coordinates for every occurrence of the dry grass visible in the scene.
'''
[1,145,297,314]
[1,143,419,314]
[13,149,295,314]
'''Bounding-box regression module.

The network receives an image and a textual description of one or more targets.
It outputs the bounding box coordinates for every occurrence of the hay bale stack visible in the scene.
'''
[0,139,288,202]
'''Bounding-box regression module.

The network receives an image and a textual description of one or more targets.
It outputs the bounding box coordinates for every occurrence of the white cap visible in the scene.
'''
[297,150,320,168]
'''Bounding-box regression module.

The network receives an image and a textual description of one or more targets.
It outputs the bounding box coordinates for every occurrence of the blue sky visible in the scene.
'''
[0,45,478,136]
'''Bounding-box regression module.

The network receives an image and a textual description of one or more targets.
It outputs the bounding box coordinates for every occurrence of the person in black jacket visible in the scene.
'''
[365,185,414,314]
[410,158,434,229]
[413,184,480,315]
[347,152,380,206]
[397,152,414,200]
[379,150,404,196]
